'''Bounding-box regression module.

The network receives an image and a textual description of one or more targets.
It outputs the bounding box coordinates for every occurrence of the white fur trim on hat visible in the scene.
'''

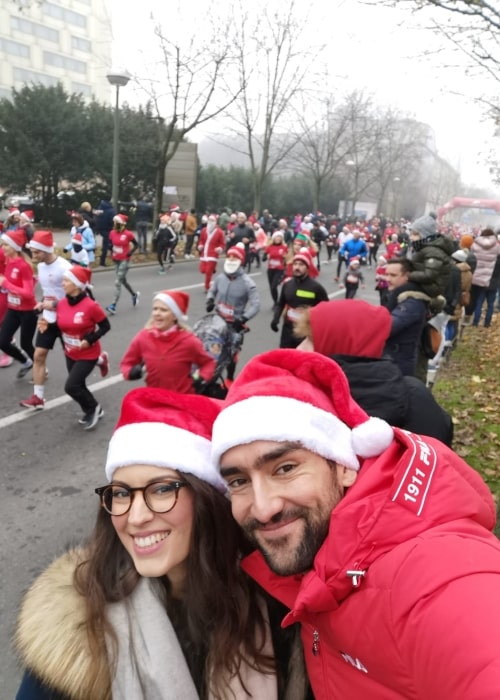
[106,421,226,490]
[154,292,188,322]
[1,232,22,252]
[212,395,360,471]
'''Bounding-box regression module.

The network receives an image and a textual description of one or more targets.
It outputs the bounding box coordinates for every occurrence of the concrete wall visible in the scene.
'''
[162,142,198,211]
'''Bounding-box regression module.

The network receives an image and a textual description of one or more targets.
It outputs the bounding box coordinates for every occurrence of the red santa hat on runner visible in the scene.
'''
[113,213,128,226]
[105,387,225,490]
[293,246,313,267]
[28,230,54,254]
[8,207,20,217]
[20,210,34,223]
[169,204,180,213]
[64,265,92,290]
[226,245,246,262]
[1,229,27,251]
[211,349,394,472]
[153,289,189,322]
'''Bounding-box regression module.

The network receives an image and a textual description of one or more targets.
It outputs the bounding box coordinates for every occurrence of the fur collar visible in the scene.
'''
[15,548,111,700]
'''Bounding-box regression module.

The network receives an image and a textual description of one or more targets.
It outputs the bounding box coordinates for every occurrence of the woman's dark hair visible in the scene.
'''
[480,228,495,237]
[74,473,274,698]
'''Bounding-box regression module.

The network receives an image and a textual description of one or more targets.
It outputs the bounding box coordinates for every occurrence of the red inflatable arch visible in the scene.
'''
[437,197,500,221]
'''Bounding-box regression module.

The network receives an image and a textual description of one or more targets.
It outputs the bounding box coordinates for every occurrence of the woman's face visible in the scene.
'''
[151,300,176,331]
[62,277,80,296]
[111,465,194,595]
[1,242,17,258]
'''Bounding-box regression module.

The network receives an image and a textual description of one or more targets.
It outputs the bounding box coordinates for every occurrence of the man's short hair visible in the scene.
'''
[386,257,413,274]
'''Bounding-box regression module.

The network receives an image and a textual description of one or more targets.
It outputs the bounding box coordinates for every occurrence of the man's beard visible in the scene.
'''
[241,504,333,576]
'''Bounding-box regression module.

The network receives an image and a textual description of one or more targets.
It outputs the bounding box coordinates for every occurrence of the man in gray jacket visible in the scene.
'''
[206,244,260,381]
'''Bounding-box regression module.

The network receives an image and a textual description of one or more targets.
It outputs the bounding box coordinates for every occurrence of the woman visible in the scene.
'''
[121,289,216,393]
[265,231,288,304]
[65,212,96,264]
[15,388,293,699]
[470,227,500,328]
[0,229,37,377]
[0,242,13,367]
[57,265,110,430]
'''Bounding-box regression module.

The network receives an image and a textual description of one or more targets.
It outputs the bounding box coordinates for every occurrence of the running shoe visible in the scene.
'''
[78,406,104,425]
[19,394,45,410]
[82,404,104,431]
[0,352,13,368]
[99,351,109,378]
[132,292,140,307]
[17,361,33,379]
[106,303,116,315]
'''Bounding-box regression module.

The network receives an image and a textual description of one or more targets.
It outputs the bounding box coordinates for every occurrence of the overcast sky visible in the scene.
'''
[110,0,499,194]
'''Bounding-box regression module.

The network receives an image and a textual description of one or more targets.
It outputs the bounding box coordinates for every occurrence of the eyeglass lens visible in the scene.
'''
[100,481,185,515]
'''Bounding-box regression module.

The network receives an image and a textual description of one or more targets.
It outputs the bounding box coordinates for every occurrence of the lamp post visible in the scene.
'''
[106,69,131,210]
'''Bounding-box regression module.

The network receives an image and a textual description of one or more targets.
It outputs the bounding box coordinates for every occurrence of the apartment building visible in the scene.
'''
[0,0,112,102]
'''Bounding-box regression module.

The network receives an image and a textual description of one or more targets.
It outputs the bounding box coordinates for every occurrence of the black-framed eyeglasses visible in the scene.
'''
[95,480,188,516]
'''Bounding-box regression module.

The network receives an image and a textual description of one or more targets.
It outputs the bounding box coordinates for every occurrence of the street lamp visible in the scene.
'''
[107,69,131,210]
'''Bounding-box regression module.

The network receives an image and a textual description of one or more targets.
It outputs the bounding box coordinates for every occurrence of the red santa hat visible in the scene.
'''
[226,245,246,262]
[105,387,225,490]
[153,289,189,322]
[349,256,361,266]
[211,349,394,472]
[64,265,92,290]
[293,247,313,267]
[113,213,128,225]
[169,204,180,212]
[72,233,83,243]
[8,207,20,216]
[1,229,27,251]
[28,230,54,253]
[20,210,34,223]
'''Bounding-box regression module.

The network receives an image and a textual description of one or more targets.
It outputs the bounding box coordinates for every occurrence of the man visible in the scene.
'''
[18,231,70,409]
[105,214,139,315]
[339,229,368,268]
[206,245,260,381]
[212,348,500,700]
[183,208,198,259]
[198,214,226,292]
[384,257,430,377]
[134,199,153,253]
[271,247,328,348]
[226,212,255,259]
[93,196,115,267]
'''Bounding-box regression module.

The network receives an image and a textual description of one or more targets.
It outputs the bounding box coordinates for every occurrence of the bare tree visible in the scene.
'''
[224,0,323,213]
[134,10,241,221]
[290,93,353,212]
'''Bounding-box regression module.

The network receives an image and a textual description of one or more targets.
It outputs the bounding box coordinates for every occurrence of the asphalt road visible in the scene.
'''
[0,254,380,695]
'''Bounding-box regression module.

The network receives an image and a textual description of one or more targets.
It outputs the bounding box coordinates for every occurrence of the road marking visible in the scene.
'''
[0,374,123,430]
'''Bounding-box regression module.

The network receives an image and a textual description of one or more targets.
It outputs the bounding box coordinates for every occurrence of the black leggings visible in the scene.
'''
[64,356,98,413]
[0,308,37,362]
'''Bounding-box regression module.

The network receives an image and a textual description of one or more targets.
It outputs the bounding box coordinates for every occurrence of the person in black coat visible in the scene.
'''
[93,197,116,267]
[292,298,453,446]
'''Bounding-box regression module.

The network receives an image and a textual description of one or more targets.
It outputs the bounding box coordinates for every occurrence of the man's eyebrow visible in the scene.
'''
[220,442,303,478]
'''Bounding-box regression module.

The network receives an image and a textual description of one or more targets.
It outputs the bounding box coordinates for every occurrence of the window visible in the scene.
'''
[72,81,92,97]
[11,16,59,43]
[71,36,91,52]
[44,51,86,74]
[43,2,86,29]
[0,38,30,59]
[13,67,58,87]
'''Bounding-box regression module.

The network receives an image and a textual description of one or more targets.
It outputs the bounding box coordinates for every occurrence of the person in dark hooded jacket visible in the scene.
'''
[292,299,453,446]
[408,213,454,298]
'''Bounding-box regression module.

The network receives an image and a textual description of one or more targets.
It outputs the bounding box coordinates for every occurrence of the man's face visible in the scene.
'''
[237,213,246,225]
[220,441,356,576]
[293,260,308,278]
[386,263,409,290]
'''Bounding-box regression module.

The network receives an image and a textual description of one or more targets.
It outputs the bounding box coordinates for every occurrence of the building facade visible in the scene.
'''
[0,0,112,102]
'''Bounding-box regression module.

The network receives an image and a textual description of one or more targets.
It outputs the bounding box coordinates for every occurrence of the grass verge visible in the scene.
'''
[434,312,500,503]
